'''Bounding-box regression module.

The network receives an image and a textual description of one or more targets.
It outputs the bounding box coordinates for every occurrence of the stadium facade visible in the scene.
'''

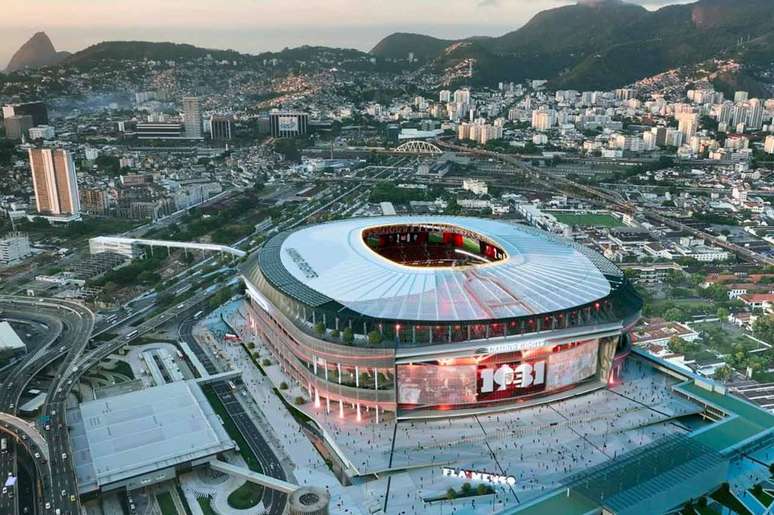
[241,216,642,419]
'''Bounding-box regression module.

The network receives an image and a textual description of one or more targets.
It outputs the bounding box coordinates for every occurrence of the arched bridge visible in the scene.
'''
[394,140,443,155]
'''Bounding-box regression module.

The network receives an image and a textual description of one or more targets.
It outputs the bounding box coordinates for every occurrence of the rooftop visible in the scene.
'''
[69,380,233,492]
[0,321,26,352]
[256,216,623,322]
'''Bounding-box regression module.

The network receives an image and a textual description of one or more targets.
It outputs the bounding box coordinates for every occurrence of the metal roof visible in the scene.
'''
[71,380,233,489]
[262,216,617,322]
[0,321,26,352]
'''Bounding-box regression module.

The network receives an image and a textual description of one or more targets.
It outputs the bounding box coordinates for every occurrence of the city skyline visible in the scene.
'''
[1,0,695,69]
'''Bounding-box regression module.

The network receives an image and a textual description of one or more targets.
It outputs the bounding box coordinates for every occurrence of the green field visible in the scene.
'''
[551,213,622,227]
[156,492,178,515]
[197,496,218,515]
[227,481,263,509]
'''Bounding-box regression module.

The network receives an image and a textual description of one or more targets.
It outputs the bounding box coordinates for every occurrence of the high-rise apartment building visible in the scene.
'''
[677,113,699,139]
[182,96,203,139]
[531,108,556,131]
[764,135,774,155]
[747,99,764,130]
[28,148,81,217]
[453,89,470,105]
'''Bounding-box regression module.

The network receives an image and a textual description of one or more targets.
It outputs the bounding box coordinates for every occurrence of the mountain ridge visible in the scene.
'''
[371,0,774,89]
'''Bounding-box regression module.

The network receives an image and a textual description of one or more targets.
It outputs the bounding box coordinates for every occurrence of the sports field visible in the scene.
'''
[551,213,622,227]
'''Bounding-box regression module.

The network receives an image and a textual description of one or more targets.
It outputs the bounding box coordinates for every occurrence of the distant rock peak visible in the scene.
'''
[6,31,69,72]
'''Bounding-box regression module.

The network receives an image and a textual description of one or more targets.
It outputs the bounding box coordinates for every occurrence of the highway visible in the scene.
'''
[0,298,94,515]
[179,319,287,515]
[38,285,222,515]
[0,283,222,515]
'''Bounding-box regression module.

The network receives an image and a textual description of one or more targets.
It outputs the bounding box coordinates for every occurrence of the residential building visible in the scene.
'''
[28,148,80,217]
[182,96,203,139]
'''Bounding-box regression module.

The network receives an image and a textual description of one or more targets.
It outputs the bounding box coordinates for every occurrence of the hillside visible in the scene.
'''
[371,0,774,89]
[63,41,246,66]
[371,33,457,61]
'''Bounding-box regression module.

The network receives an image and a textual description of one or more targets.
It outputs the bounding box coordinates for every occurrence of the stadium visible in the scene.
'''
[241,216,642,419]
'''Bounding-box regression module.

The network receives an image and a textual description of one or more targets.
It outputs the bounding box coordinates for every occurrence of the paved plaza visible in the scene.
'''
[204,300,716,514]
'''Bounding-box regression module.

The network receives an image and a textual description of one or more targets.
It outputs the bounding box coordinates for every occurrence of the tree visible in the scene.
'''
[716,307,729,321]
[477,484,490,495]
[752,314,774,344]
[663,308,685,322]
[461,483,473,495]
[668,336,686,354]
[367,330,383,346]
[446,488,457,500]
[314,322,326,337]
[714,365,733,382]
[342,327,354,344]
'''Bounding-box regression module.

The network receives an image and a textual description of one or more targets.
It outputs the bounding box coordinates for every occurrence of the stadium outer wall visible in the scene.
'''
[241,269,640,422]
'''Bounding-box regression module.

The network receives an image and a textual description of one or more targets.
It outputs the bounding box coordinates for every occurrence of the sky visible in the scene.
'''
[1,0,695,69]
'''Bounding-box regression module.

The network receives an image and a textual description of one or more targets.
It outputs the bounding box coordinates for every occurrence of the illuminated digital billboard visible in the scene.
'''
[397,340,599,410]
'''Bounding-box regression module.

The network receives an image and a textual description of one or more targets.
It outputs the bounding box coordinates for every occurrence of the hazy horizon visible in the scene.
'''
[1,0,695,69]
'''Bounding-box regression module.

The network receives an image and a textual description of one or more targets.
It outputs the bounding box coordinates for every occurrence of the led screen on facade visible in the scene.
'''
[397,340,599,409]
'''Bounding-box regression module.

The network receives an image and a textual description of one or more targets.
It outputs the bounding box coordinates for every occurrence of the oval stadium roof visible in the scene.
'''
[260,216,620,323]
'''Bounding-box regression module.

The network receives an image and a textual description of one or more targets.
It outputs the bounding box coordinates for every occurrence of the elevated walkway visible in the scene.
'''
[208,460,298,494]
[89,236,246,258]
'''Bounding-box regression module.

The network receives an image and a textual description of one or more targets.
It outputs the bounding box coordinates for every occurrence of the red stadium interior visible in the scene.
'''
[363,223,506,268]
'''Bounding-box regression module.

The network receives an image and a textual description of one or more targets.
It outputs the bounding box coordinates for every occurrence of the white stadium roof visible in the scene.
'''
[273,216,617,322]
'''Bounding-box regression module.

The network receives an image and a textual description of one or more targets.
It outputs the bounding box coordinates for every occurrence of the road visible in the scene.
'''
[179,319,287,515]
[0,298,94,515]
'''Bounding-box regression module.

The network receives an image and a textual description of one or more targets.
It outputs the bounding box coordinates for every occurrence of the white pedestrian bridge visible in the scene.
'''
[89,236,246,259]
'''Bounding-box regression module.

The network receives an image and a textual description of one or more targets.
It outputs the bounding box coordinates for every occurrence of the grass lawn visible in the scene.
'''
[752,488,773,507]
[551,212,622,227]
[711,484,751,515]
[197,496,218,515]
[108,360,135,380]
[156,492,178,515]
[227,481,264,510]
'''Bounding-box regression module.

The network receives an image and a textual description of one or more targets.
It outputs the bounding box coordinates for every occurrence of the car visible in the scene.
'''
[61,452,67,460]
[61,489,66,497]
[45,502,51,509]
[69,494,76,502]
[34,452,40,459]
[2,487,7,495]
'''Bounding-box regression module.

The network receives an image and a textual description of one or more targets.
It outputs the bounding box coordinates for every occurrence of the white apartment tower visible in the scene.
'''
[182,96,203,139]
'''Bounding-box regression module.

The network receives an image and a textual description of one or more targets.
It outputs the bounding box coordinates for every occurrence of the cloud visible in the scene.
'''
[478,0,499,6]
